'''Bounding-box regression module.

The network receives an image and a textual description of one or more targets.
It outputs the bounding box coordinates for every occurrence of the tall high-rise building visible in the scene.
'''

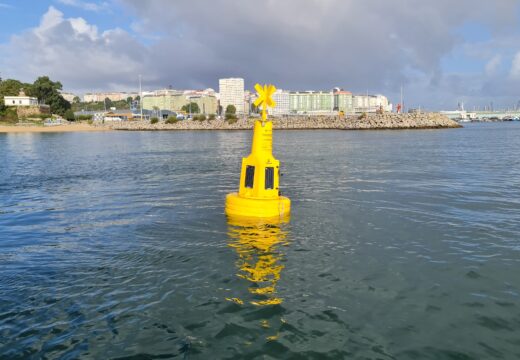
[219,78,245,115]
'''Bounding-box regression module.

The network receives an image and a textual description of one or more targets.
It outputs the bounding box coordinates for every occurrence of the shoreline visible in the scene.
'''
[112,113,462,131]
[0,124,112,133]
[0,113,462,133]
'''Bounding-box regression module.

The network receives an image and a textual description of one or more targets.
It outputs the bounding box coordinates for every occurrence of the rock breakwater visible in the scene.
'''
[110,113,461,131]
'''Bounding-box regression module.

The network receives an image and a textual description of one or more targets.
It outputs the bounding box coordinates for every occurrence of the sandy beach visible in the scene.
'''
[0,124,111,133]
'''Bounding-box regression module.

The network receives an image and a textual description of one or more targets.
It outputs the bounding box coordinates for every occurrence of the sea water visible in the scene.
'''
[1,123,519,359]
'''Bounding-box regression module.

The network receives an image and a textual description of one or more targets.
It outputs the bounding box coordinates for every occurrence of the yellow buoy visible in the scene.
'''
[225,84,291,218]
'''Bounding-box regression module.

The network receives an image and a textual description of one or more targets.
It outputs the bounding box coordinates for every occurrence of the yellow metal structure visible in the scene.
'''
[225,84,291,218]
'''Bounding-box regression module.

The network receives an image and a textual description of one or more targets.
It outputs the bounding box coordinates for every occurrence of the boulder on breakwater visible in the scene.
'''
[109,113,461,131]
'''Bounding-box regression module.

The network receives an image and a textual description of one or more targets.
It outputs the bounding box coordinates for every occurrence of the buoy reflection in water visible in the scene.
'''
[226,215,290,307]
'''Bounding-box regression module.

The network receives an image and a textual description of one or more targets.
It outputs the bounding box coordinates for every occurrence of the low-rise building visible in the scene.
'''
[84,92,138,102]
[4,90,38,106]
[353,94,391,113]
[142,89,218,114]
[244,90,254,115]
[270,90,290,116]
[60,92,77,103]
[103,110,134,122]
[186,94,218,115]
[334,90,354,114]
[75,109,152,122]
[4,89,50,117]
[257,87,390,115]
[142,90,185,112]
[289,91,334,115]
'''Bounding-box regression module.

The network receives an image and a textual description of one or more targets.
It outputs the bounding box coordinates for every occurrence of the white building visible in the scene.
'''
[60,92,77,103]
[353,94,391,113]
[219,78,245,115]
[270,90,290,116]
[83,92,138,102]
[3,90,38,106]
[244,90,255,115]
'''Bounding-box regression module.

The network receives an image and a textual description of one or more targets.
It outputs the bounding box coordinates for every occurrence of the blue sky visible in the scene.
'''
[441,22,491,73]
[1,0,520,110]
[0,0,133,42]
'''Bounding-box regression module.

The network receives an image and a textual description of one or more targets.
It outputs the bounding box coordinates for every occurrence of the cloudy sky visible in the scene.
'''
[1,0,520,110]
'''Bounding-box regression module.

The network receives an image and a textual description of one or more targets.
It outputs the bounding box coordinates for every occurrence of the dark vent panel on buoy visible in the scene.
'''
[245,166,255,188]
[265,167,274,189]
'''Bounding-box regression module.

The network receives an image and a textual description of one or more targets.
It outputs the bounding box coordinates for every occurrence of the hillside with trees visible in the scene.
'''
[0,76,71,122]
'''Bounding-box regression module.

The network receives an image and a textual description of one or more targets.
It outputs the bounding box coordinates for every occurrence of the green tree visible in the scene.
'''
[104,97,113,109]
[73,96,81,104]
[181,102,200,114]
[0,79,26,97]
[225,113,237,121]
[64,109,75,121]
[165,116,178,124]
[225,104,236,115]
[111,100,127,109]
[47,92,71,115]
[1,107,18,123]
[29,76,71,115]
[30,76,61,103]
[126,96,133,104]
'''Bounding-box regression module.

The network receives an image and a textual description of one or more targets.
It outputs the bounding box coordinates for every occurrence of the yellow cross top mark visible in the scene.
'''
[253,84,277,121]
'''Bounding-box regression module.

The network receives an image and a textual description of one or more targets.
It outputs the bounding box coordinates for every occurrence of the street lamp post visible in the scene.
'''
[139,75,143,120]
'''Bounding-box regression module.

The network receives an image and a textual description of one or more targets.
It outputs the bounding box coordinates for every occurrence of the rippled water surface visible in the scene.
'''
[1,123,520,359]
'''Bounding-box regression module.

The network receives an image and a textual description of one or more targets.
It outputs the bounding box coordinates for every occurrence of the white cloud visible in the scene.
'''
[1,6,145,92]
[69,17,99,40]
[510,52,520,79]
[0,2,13,9]
[485,55,502,76]
[56,0,109,12]
[36,6,63,35]
[118,0,520,105]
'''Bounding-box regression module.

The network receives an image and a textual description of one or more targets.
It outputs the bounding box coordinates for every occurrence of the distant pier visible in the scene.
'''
[441,110,520,121]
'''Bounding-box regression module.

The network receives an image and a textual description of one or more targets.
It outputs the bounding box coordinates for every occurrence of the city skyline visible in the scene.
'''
[1,0,520,110]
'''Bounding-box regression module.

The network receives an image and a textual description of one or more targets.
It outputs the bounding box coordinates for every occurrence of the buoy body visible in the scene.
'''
[225,119,291,218]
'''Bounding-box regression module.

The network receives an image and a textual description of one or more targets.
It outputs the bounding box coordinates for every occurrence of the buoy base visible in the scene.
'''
[225,193,291,218]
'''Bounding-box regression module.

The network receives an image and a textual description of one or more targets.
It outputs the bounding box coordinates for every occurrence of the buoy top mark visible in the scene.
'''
[254,84,277,122]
